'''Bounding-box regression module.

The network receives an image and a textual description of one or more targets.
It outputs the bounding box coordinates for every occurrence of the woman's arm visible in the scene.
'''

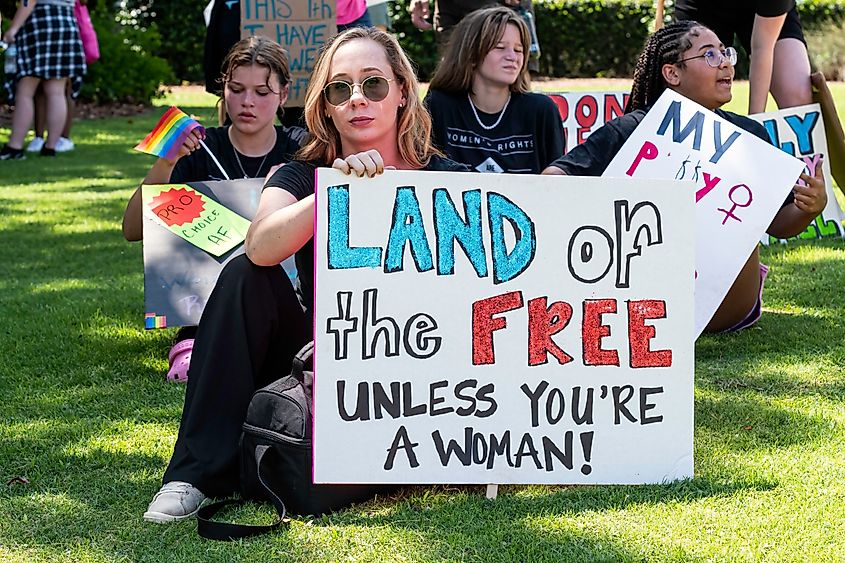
[2,0,37,43]
[748,13,787,114]
[768,158,827,238]
[246,188,313,266]
[541,165,568,175]
[247,151,392,265]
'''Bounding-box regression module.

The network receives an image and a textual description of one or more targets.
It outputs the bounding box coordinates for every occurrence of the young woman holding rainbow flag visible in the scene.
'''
[123,36,306,383]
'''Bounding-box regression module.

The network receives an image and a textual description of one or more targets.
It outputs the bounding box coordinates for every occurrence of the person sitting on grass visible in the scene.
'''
[122,36,306,383]
[542,20,827,333]
[142,26,468,523]
[425,6,563,174]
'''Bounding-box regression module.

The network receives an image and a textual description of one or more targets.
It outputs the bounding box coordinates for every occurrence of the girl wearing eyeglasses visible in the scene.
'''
[143,27,466,523]
[424,6,564,174]
[674,0,812,115]
[542,21,826,333]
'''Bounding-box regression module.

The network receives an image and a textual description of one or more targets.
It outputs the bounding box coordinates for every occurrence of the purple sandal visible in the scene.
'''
[167,338,194,383]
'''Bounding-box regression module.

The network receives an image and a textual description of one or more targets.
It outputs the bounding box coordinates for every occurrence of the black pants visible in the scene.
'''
[163,255,312,496]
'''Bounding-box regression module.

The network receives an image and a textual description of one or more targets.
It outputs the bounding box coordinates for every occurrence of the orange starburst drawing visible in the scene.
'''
[148,187,206,227]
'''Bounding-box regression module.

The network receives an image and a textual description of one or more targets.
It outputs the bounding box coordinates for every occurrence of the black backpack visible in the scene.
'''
[197,341,397,540]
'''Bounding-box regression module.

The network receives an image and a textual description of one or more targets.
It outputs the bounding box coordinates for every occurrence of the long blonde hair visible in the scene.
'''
[429,7,532,95]
[298,27,439,168]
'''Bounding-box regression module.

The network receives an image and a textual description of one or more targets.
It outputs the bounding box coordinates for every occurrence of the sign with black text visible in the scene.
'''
[142,179,296,328]
[313,170,694,484]
[241,0,336,106]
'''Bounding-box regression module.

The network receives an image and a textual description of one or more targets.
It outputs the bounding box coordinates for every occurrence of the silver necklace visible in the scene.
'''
[231,128,276,179]
[467,92,511,131]
[232,148,270,179]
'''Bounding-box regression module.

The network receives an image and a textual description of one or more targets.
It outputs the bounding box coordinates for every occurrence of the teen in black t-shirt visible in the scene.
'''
[123,37,306,242]
[425,7,563,174]
[143,28,468,523]
[123,37,305,395]
[543,21,826,334]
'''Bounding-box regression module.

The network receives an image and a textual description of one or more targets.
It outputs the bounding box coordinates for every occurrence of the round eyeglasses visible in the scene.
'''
[677,46,738,68]
[323,76,394,106]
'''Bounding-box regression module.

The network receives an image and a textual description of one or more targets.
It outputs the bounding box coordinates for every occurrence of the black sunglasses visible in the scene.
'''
[323,76,393,106]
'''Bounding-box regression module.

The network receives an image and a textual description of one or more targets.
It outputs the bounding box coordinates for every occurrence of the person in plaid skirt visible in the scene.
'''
[2,0,86,160]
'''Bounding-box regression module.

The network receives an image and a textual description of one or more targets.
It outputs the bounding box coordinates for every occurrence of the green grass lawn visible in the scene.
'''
[1,83,844,562]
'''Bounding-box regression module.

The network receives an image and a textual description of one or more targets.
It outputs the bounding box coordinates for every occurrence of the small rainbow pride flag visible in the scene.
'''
[145,313,167,329]
[135,107,205,161]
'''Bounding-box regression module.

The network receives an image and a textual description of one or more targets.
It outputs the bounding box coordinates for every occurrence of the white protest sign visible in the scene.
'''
[751,103,845,243]
[602,89,805,336]
[313,169,694,485]
[546,91,629,153]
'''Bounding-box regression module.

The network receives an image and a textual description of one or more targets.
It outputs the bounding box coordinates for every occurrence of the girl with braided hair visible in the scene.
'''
[543,21,827,333]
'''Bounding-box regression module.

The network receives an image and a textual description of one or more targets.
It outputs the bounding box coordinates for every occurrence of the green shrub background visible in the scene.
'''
[390,0,654,81]
[1,0,845,104]
[78,8,175,103]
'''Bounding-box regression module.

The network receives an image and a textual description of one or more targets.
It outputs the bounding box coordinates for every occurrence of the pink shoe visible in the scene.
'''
[167,339,193,383]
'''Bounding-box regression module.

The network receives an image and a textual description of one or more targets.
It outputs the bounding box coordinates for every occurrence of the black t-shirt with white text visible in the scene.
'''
[426,90,564,174]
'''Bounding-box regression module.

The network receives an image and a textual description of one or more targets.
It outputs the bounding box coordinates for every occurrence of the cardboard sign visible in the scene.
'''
[313,169,694,485]
[601,89,805,336]
[142,179,296,328]
[143,184,252,256]
[751,103,845,243]
[546,91,629,153]
[241,0,337,106]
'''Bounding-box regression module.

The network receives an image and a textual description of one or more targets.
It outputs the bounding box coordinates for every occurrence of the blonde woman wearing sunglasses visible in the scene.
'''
[143,27,466,523]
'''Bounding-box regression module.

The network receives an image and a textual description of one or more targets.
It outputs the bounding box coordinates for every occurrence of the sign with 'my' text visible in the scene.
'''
[241,0,337,106]
[602,89,805,336]
[313,169,694,484]
[751,103,845,244]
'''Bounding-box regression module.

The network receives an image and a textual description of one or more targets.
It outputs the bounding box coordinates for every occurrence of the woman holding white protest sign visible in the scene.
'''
[123,37,305,387]
[143,27,466,523]
[542,20,826,333]
[425,6,563,174]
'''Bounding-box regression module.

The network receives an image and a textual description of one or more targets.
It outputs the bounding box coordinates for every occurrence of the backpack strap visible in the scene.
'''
[196,445,287,541]
[291,341,314,382]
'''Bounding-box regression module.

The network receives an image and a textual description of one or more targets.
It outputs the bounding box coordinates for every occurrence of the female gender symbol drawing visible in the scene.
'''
[716,184,753,225]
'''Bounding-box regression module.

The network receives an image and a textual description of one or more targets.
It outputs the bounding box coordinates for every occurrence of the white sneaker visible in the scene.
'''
[143,481,207,523]
[26,137,45,152]
[55,137,75,152]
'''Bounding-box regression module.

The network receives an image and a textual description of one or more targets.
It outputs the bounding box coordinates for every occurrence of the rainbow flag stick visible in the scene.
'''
[199,139,230,181]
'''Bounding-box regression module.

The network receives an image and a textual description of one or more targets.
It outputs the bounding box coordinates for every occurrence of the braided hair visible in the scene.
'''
[626,20,703,113]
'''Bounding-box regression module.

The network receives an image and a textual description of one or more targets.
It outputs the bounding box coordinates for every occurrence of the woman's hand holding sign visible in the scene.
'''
[769,157,828,238]
[793,157,827,215]
[333,149,387,178]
